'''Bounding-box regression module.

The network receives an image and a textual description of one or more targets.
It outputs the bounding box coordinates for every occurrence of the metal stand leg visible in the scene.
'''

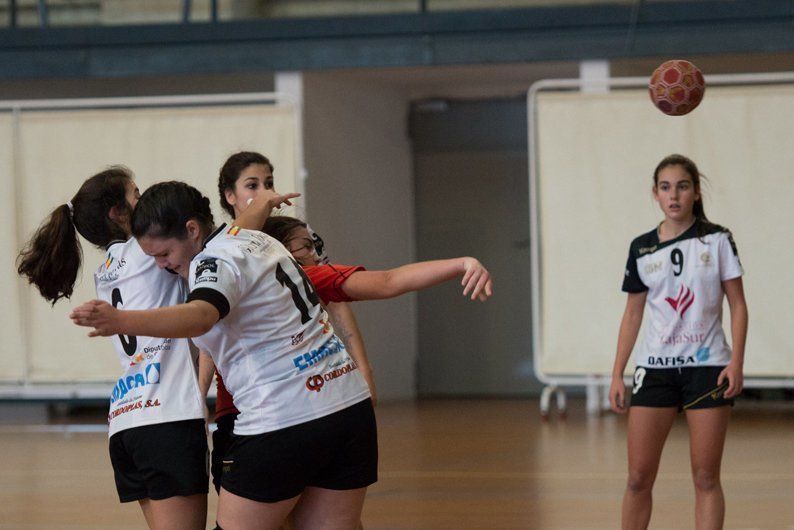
[540,385,567,420]
[586,378,601,415]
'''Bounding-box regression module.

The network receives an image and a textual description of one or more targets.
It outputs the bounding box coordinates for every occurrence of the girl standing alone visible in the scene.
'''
[609,154,748,530]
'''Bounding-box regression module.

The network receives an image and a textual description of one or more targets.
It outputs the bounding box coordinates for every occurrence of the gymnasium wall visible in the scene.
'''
[0,102,298,383]
[535,84,794,377]
[303,73,417,400]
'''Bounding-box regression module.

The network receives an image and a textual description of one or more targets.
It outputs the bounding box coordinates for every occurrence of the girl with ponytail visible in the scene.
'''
[17,166,132,304]
[17,167,213,529]
[609,154,748,529]
[17,168,294,530]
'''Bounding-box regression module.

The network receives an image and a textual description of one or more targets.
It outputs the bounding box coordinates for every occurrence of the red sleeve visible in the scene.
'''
[303,264,365,305]
[214,373,239,421]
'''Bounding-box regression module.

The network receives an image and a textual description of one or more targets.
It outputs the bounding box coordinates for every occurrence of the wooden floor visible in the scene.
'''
[1,399,793,529]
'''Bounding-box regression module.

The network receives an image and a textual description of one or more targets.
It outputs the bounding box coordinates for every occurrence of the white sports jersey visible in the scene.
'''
[622,220,743,369]
[95,239,204,437]
[186,224,369,435]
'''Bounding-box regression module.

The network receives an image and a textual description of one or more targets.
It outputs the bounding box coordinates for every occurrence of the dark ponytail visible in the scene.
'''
[17,166,133,304]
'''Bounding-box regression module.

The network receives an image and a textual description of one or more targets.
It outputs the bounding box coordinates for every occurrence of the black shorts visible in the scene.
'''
[108,419,209,503]
[221,399,377,503]
[630,366,734,411]
[211,412,237,493]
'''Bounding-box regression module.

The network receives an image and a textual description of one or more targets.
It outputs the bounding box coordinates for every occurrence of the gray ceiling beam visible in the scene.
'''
[0,0,792,80]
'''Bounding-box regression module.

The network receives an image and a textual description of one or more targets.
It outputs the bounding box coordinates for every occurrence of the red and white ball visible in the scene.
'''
[648,60,705,116]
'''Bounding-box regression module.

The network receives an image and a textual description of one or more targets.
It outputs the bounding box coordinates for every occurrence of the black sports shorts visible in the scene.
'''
[211,412,237,493]
[108,419,209,502]
[630,366,734,411]
[221,398,377,503]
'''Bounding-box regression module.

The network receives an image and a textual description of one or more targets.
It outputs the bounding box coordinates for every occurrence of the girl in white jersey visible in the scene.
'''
[216,151,377,402]
[609,155,748,530]
[70,181,492,530]
[17,167,209,530]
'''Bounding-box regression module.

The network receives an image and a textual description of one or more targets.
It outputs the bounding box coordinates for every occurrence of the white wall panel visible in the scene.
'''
[536,85,794,377]
[3,101,297,383]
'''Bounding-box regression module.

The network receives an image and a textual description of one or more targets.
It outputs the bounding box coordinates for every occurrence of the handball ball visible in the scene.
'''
[649,60,705,116]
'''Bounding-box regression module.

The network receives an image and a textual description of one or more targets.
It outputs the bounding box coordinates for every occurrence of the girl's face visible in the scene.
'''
[224,163,274,218]
[138,220,205,278]
[125,179,141,210]
[653,164,699,223]
[283,226,320,266]
[112,179,142,237]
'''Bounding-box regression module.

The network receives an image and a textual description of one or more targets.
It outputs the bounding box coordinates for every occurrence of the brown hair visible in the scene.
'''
[654,154,708,220]
[17,166,133,304]
[218,151,274,218]
[263,216,307,246]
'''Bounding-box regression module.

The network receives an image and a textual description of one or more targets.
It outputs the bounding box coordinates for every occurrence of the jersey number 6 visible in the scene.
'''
[111,288,138,356]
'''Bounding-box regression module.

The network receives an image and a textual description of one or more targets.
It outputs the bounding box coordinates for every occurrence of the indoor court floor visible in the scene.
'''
[1,398,793,529]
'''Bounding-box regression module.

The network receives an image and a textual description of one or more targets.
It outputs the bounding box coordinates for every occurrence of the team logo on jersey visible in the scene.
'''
[195,258,219,283]
[110,362,161,404]
[644,261,662,274]
[227,225,242,237]
[665,284,695,318]
[293,336,345,372]
[305,360,359,393]
[128,338,173,366]
[306,375,324,392]
[195,258,218,277]
[699,252,712,266]
[291,331,305,346]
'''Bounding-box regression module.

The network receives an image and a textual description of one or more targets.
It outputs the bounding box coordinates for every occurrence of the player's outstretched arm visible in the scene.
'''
[70,299,220,339]
[232,191,300,231]
[341,257,493,302]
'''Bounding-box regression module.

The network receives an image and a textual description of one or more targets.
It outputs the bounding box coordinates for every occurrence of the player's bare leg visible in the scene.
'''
[622,406,677,530]
[217,487,299,530]
[686,406,730,530]
[138,494,207,530]
[290,486,367,530]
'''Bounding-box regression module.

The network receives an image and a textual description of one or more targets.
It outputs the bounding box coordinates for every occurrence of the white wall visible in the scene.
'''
[302,73,417,401]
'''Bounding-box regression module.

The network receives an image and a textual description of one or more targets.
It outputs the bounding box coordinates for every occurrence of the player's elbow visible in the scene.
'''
[375,270,404,299]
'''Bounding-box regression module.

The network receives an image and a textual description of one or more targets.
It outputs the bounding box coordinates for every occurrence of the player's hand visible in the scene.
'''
[609,376,627,414]
[718,362,743,398]
[245,190,300,210]
[460,257,493,302]
[69,300,120,337]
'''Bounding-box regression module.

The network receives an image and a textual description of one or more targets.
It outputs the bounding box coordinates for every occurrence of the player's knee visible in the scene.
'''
[626,470,655,493]
[691,467,720,492]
